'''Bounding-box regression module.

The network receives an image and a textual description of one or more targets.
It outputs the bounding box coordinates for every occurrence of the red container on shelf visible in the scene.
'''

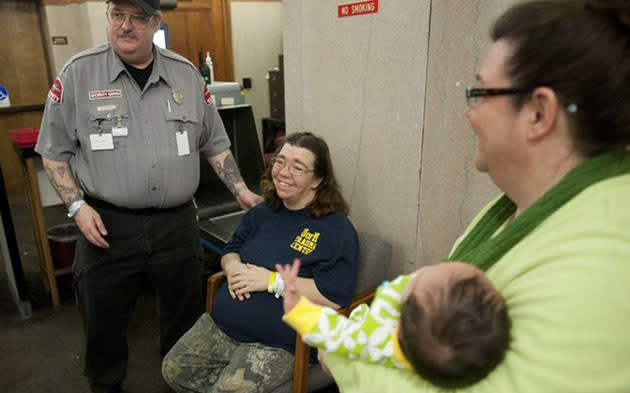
[9,128,39,148]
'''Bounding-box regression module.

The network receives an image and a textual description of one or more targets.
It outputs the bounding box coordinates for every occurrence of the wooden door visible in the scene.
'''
[161,0,234,81]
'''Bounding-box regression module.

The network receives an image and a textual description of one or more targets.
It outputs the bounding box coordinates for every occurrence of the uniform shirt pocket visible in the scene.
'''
[165,109,201,153]
[87,105,130,150]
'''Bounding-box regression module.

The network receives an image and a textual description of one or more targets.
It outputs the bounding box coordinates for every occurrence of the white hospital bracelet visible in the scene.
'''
[67,199,85,218]
[273,274,284,298]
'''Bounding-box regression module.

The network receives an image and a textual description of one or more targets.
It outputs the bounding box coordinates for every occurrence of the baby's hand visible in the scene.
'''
[275,259,301,314]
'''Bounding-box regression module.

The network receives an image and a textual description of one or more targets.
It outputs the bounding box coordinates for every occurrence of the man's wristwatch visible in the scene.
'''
[67,199,85,218]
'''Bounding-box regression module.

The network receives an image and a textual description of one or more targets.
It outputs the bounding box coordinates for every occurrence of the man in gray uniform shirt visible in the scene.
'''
[35,0,262,391]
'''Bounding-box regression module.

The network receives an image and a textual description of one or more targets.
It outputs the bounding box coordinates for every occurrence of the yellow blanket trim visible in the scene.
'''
[392,326,413,370]
[282,296,324,335]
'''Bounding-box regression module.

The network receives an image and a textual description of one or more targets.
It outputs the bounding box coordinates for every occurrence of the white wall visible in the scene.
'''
[284,0,516,276]
[230,1,284,136]
[86,2,109,46]
[43,3,98,74]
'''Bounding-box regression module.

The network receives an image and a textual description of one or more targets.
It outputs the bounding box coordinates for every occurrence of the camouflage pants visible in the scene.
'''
[162,313,294,393]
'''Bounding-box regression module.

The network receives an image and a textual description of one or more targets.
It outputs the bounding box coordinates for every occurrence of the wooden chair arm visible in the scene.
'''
[292,332,310,393]
[291,288,376,393]
[339,289,376,317]
[206,271,226,313]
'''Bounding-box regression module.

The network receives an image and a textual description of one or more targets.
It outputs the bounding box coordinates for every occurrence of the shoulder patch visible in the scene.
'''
[48,78,63,104]
[203,84,213,105]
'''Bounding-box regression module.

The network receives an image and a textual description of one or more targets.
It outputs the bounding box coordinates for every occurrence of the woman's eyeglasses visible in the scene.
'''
[466,86,578,113]
[465,87,533,107]
[271,157,314,177]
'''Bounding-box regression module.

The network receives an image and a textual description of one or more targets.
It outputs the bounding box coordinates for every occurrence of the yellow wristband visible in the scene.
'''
[268,272,276,293]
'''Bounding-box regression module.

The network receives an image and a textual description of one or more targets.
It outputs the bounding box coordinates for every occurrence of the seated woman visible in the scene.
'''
[162,132,359,393]
[321,1,630,393]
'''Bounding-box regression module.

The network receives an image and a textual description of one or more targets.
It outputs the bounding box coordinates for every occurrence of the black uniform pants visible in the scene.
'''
[73,200,203,386]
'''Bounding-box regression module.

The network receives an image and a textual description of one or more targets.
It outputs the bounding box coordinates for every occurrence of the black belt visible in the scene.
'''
[84,194,192,216]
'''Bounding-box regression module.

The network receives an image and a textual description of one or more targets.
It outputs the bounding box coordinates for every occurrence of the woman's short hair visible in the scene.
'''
[261,132,349,218]
[491,0,630,156]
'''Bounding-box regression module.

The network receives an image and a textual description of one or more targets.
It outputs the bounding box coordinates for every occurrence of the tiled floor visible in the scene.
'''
[0,198,175,393]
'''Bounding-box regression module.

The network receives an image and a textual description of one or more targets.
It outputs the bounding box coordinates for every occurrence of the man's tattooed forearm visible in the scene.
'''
[215,154,245,196]
[44,163,82,206]
[57,185,82,206]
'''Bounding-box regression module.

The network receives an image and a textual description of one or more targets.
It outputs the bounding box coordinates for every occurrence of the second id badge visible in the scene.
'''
[111,126,128,137]
[176,131,190,156]
[90,133,114,150]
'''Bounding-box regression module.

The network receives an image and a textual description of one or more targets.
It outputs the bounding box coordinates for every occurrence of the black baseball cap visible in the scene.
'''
[107,0,160,16]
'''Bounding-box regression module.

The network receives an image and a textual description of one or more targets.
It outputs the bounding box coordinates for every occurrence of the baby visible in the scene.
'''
[277,260,510,389]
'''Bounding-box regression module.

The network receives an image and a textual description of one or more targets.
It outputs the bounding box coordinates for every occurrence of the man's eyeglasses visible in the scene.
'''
[107,9,154,29]
[465,87,533,108]
[271,157,314,177]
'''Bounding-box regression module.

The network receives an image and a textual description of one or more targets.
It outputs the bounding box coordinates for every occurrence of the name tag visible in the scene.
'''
[97,104,117,112]
[176,131,190,156]
[90,133,114,150]
[112,126,128,137]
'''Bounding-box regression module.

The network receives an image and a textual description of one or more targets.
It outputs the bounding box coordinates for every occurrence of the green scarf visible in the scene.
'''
[448,150,630,272]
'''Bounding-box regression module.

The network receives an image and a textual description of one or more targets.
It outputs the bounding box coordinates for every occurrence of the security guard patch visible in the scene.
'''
[89,90,122,100]
[48,78,63,104]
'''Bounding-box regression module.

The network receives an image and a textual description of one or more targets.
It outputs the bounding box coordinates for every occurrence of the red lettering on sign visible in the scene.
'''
[338,0,378,18]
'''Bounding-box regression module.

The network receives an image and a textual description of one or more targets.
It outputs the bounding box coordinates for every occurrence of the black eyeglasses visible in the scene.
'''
[465,87,533,108]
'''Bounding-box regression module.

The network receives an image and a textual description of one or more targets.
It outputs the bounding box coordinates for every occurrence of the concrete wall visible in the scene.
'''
[231,1,284,136]
[284,0,516,276]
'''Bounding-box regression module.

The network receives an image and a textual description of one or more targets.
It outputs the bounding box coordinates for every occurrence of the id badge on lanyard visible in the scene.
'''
[176,128,190,156]
[90,123,114,150]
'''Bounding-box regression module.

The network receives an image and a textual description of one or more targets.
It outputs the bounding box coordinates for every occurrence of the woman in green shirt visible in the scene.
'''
[324,1,630,392]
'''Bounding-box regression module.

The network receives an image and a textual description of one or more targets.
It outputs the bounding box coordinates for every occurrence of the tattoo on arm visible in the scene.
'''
[55,166,65,178]
[215,153,245,196]
[44,163,82,207]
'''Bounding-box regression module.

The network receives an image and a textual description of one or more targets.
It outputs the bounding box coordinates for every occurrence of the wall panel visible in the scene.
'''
[284,0,514,275]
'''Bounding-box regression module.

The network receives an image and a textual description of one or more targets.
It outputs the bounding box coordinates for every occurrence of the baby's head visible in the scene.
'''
[398,262,510,388]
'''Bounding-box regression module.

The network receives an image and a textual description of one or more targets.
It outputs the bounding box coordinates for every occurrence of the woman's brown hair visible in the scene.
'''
[491,0,630,156]
[260,132,349,218]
